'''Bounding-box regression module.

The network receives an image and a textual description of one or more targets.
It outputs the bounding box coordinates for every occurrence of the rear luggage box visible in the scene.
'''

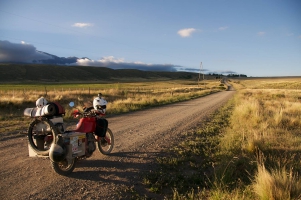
[62,132,86,159]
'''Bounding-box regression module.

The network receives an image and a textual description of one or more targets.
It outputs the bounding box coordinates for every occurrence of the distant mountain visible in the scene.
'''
[33,51,89,65]
[0,63,203,82]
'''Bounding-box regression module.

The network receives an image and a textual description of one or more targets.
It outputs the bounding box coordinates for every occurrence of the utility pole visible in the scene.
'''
[198,62,206,89]
[198,62,203,88]
[198,62,205,89]
[198,62,201,88]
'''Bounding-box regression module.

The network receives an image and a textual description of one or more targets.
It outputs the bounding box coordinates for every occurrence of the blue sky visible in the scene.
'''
[0,0,300,77]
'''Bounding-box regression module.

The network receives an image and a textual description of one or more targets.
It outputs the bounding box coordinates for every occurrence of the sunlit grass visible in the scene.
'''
[2,77,301,199]
[0,80,224,131]
[213,78,301,199]
[253,164,301,200]
[141,77,301,199]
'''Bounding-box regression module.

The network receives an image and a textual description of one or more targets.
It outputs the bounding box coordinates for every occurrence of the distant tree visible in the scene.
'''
[227,74,247,77]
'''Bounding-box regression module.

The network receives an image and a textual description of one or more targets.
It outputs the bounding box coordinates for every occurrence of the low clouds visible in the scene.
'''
[0,40,237,74]
[72,23,93,28]
[75,56,178,72]
[208,70,237,74]
[177,28,197,37]
[177,67,207,73]
[0,40,52,62]
[0,40,178,72]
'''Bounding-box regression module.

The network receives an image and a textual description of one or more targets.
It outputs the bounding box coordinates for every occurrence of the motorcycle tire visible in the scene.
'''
[97,128,114,155]
[27,117,59,156]
[50,158,76,176]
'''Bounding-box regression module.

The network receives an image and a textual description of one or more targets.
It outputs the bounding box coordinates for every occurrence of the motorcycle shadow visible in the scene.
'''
[68,151,161,183]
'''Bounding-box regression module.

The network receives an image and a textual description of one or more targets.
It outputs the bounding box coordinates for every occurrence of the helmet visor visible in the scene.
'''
[96,105,106,109]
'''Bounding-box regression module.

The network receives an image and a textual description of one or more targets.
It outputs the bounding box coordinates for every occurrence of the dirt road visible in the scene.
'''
[0,90,234,199]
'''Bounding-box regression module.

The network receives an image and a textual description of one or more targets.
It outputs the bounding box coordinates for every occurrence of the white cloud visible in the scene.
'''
[99,56,125,63]
[298,35,301,39]
[218,26,229,31]
[72,23,93,28]
[257,31,266,36]
[177,28,196,37]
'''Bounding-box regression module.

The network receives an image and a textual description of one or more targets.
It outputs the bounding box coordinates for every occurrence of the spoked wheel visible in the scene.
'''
[50,158,76,176]
[27,117,58,156]
[97,128,114,155]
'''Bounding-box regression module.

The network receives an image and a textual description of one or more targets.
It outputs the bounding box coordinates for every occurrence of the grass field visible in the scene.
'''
[138,77,301,199]
[2,77,301,199]
[0,80,224,134]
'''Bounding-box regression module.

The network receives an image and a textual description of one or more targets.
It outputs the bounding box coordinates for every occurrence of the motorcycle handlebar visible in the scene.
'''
[72,109,99,118]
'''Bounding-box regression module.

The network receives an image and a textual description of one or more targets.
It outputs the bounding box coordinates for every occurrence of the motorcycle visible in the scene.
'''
[24,97,114,176]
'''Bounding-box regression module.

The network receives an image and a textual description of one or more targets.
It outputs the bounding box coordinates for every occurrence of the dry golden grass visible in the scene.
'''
[254,164,301,200]
[124,77,301,199]
[0,80,224,130]
[218,77,301,199]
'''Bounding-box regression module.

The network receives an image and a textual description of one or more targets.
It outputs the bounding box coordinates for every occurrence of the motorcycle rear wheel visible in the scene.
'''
[97,128,114,155]
[27,117,59,156]
[50,158,76,176]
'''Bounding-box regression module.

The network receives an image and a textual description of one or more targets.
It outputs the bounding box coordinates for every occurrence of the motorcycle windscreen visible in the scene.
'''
[75,117,96,133]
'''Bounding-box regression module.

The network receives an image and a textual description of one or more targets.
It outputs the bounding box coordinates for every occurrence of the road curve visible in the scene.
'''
[0,90,235,199]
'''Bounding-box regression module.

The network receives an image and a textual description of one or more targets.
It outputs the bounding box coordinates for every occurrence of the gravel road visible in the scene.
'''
[0,90,235,199]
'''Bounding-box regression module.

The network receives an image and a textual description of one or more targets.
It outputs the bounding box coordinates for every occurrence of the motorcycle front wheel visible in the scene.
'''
[97,128,114,155]
[50,158,76,176]
[27,117,58,156]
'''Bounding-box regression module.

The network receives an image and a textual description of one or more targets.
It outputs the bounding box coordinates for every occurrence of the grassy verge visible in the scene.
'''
[132,77,301,199]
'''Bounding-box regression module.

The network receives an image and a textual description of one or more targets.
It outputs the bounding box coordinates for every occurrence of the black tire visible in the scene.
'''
[50,158,76,176]
[27,117,58,156]
[97,128,114,155]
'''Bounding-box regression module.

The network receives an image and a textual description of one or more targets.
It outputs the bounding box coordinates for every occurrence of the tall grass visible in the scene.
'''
[253,164,301,200]
[212,79,301,199]
[140,77,301,200]
[211,78,301,200]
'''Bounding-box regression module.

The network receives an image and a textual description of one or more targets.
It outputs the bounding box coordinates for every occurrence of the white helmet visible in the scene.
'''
[36,97,48,108]
[93,96,107,113]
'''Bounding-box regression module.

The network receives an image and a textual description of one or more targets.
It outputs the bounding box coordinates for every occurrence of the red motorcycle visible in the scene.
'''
[24,96,114,176]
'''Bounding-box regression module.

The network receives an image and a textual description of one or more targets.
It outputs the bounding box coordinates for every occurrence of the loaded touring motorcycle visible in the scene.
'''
[23,94,114,176]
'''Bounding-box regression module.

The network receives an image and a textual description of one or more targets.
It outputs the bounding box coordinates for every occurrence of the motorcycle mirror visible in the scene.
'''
[69,102,75,107]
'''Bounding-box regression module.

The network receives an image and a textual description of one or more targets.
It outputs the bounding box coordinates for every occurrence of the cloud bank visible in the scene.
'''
[0,40,52,62]
[0,40,180,72]
[208,70,237,74]
[74,56,178,72]
[0,40,237,74]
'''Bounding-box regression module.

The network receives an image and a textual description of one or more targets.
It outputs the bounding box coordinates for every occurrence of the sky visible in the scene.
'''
[0,0,300,77]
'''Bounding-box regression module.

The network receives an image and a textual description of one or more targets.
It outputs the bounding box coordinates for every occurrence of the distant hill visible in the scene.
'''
[0,63,205,83]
